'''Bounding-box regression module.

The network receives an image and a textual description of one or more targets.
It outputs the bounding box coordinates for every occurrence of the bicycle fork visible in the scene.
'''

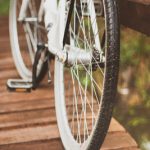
[44,0,93,65]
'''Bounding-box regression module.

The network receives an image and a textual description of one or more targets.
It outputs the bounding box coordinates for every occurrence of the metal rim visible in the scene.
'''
[55,0,107,149]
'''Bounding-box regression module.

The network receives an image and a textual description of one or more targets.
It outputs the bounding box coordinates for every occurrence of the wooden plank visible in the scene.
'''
[0,35,9,42]
[102,132,138,150]
[0,125,60,145]
[0,136,139,150]
[119,0,150,35]
[0,69,18,80]
[0,98,54,114]
[0,88,54,103]
[0,104,125,132]
[0,140,64,150]
[0,56,12,63]
[0,131,138,150]
[108,118,125,133]
[129,0,150,5]
[0,52,12,60]
[0,17,8,26]
[0,57,15,70]
[0,109,56,130]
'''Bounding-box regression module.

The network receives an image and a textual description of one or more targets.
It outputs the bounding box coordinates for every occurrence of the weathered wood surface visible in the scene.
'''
[0,17,139,150]
[129,0,150,5]
[119,0,150,36]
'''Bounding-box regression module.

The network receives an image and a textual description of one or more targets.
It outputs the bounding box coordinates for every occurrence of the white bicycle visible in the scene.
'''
[9,0,120,149]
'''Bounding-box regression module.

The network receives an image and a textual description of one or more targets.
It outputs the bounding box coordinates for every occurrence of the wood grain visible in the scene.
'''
[119,0,150,36]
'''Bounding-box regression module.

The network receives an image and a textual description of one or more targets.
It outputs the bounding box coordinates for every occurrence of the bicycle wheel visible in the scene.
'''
[55,0,120,149]
[9,0,47,81]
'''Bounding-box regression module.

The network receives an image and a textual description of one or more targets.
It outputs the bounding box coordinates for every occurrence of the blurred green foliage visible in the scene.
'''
[0,0,9,15]
[114,27,150,150]
[121,27,150,67]
[120,27,150,104]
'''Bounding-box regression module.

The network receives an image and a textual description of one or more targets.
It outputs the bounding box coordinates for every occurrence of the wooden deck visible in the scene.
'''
[0,17,139,150]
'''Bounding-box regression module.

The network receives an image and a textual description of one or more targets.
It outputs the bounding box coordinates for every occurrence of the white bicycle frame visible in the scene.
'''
[18,0,102,64]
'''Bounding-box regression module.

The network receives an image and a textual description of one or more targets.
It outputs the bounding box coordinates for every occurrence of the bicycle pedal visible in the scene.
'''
[7,79,32,92]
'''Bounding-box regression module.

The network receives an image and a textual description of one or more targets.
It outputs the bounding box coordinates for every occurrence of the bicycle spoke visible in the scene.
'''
[65,0,106,142]
[48,0,118,147]
[54,0,119,148]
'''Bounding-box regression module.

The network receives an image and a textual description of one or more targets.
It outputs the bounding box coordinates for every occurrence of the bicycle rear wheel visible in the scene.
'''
[9,0,47,81]
[55,0,120,149]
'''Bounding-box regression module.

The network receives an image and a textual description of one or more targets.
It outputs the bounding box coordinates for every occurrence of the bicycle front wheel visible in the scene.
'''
[55,0,120,149]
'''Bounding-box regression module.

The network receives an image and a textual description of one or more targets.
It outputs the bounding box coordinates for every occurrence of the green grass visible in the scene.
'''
[0,0,10,16]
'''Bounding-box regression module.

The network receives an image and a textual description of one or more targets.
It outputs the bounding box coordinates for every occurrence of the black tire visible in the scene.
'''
[55,0,120,149]
[87,0,120,149]
[32,49,48,89]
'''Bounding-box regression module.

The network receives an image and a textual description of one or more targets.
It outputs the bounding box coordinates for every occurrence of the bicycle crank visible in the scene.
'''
[32,43,50,90]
